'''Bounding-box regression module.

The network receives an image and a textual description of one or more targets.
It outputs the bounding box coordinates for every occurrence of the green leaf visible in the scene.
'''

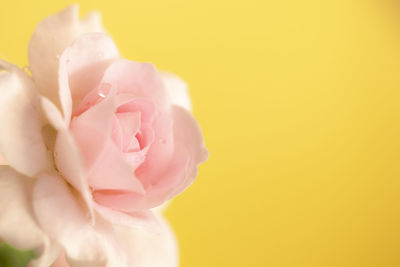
[0,243,36,267]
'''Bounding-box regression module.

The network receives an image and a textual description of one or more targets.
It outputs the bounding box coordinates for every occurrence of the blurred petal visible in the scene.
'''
[0,166,59,267]
[28,5,105,109]
[52,252,71,267]
[80,12,104,33]
[0,61,51,177]
[151,201,171,214]
[161,72,192,111]
[114,216,178,267]
[33,173,127,267]
[41,97,94,217]
[0,152,7,165]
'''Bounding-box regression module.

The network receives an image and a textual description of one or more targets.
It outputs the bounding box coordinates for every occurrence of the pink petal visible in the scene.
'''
[113,216,178,267]
[94,106,208,211]
[93,156,185,211]
[165,106,209,196]
[161,72,192,111]
[88,139,145,193]
[0,61,51,177]
[60,33,119,116]
[116,99,156,122]
[28,5,105,110]
[135,112,174,188]
[116,112,141,151]
[0,166,60,267]
[52,252,71,267]
[33,173,128,267]
[70,86,145,193]
[69,84,116,175]
[101,60,168,109]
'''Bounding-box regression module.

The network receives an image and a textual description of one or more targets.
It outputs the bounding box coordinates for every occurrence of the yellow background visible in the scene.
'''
[1,0,400,266]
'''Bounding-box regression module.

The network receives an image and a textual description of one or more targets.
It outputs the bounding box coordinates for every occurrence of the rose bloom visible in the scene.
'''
[0,5,207,267]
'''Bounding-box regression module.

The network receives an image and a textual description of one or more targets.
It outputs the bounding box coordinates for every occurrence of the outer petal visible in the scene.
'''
[0,152,8,165]
[0,61,51,177]
[41,97,94,217]
[113,217,178,267]
[28,5,104,109]
[59,33,119,117]
[161,72,192,111]
[80,12,104,33]
[0,166,59,267]
[101,60,168,109]
[166,106,209,197]
[33,172,127,267]
[93,203,160,231]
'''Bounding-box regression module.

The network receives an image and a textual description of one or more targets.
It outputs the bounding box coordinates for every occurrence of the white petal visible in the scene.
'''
[151,201,171,215]
[80,12,104,33]
[28,5,105,110]
[94,203,160,231]
[41,97,94,218]
[114,216,178,267]
[161,72,192,111]
[0,61,51,177]
[0,166,59,267]
[33,172,127,267]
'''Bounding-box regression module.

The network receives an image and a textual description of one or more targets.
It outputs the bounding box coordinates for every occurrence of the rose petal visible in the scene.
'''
[88,139,145,193]
[70,86,145,193]
[93,157,185,211]
[94,106,208,211]
[33,172,127,267]
[93,202,160,230]
[101,60,168,109]
[69,84,116,175]
[52,252,71,267]
[135,113,174,188]
[161,72,192,111]
[165,105,209,196]
[59,33,119,117]
[80,12,104,33]
[28,5,105,110]
[0,166,60,267]
[41,97,94,218]
[116,98,156,124]
[113,216,178,267]
[0,61,51,177]
[0,152,8,165]
[116,112,141,151]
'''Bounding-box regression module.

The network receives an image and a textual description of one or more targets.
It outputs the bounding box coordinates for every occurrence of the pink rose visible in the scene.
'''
[0,5,207,267]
